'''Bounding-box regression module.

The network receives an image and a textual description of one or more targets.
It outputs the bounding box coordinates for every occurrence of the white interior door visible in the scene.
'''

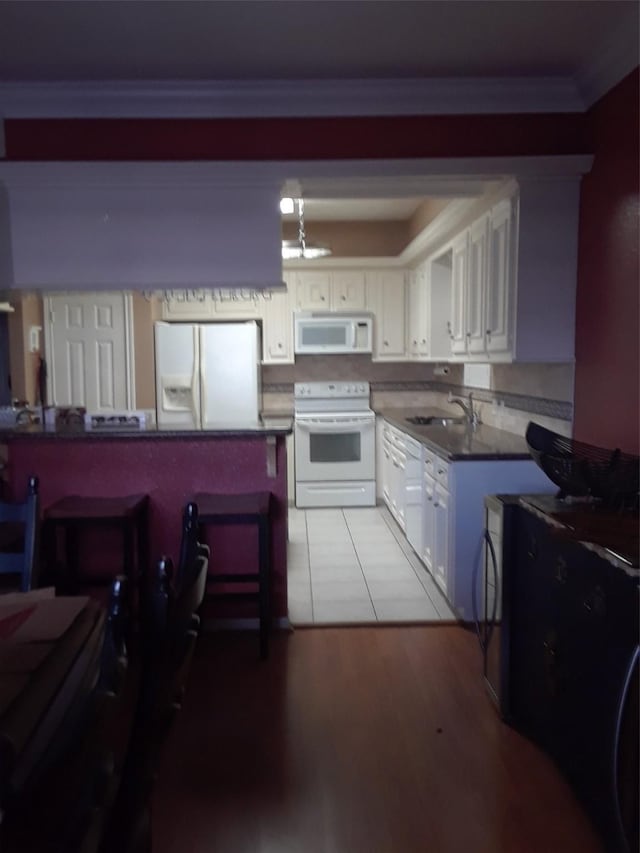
[45,292,133,412]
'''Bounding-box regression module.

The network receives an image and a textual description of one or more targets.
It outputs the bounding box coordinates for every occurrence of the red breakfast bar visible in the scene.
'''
[1,420,292,623]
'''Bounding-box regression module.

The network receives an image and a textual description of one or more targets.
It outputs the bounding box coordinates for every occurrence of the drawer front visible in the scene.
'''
[423,449,436,479]
[434,456,450,489]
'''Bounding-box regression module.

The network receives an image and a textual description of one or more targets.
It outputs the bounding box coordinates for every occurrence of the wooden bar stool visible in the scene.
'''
[193,491,272,660]
[42,494,149,599]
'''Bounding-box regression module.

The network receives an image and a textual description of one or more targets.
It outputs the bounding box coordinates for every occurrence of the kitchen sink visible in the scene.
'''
[405,415,466,427]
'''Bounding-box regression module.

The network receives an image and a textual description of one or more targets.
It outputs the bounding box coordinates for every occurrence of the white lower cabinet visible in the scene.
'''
[432,481,450,596]
[383,419,558,619]
[423,448,451,596]
[420,453,556,620]
[382,420,406,530]
[422,473,435,572]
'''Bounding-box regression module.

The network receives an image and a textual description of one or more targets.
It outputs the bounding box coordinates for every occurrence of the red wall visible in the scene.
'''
[5,113,588,160]
[573,69,640,454]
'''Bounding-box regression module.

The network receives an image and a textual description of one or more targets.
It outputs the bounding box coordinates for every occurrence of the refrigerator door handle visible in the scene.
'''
[472,531,485,652]
[192,326,201,426]
[193,327,207,427]
[484,529,499,652]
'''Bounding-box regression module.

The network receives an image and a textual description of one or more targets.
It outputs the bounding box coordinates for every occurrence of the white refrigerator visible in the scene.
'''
[154,321,262,429]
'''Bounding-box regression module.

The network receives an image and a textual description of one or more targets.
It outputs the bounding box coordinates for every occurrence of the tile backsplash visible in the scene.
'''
[263,358,574,438]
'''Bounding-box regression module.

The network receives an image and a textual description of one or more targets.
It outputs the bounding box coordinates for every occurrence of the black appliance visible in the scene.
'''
[473,493,521,720]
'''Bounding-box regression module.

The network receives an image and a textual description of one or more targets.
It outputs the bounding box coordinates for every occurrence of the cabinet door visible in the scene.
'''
[295,270,330,310]
[467,215,489,355]
[213,290,262,317]
[261,283,294,363]
[486,197,515,355]
[382,437,392,510]
[432,482,450,595]
[331,271,366,310]
[366,270,407,361]
[422,472,436,571]
[407,266,429,358]
[449,233,468,355]
[161,293,215,320]
[391,447,406,529]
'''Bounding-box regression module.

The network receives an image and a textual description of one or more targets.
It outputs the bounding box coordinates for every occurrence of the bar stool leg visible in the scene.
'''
[66,524,80,594]
[258,514,270,660]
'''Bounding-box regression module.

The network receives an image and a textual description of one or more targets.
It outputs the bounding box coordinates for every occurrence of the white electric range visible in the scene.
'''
[294,381,376,508]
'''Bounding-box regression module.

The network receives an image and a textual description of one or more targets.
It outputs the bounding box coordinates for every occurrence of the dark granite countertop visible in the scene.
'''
[519,494,639,575]
[0,416,293,441]
[378,408,533,462]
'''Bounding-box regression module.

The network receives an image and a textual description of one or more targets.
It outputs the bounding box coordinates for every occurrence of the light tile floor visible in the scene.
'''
[287,504,457,626]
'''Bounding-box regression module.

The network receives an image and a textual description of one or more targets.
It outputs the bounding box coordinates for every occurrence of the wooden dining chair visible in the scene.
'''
[1,577,133,853]
[103,535,208,853]
[0,475,40,593]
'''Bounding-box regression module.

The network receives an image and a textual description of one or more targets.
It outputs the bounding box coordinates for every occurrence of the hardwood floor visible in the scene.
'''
[153,625,604,853]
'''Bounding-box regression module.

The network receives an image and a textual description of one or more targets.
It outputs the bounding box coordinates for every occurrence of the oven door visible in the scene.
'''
[294,413,375,482]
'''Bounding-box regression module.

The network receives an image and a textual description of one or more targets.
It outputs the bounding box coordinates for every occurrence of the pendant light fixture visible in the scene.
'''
[281,197,331,260]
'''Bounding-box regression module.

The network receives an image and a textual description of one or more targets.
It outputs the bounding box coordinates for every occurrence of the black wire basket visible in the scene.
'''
[525,422,640,509]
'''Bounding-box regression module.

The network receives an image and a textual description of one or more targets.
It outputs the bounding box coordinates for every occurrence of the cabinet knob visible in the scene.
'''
[384,340,389,346]
[277,342,283,349]
[433,500,439,508]
[554,557,567,584]
[466,331,471,337]
[341,295,346,301]
[486,329,492,336]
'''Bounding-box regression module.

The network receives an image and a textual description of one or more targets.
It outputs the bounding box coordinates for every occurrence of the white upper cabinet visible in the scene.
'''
[212,291,263,317]
[485,196,516,355]
[262,273,294,363]
[366,269,406,361]
[161,290,264,321]
[448,195,516,361]
[466,214,490,355]
[407,265,429,359]
[294,270,366,311]
[446,181,579,363]
[449,231,469,356]
[161,293,216,320]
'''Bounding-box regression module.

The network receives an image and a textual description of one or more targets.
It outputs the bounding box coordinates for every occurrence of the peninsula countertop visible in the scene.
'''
[0,416,293,441]
[378,407,535,461]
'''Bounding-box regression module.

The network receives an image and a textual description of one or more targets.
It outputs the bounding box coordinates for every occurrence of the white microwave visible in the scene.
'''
[294,312,373,355]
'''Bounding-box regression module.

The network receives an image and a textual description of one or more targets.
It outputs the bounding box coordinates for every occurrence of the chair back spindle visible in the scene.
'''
[0,475,40,592]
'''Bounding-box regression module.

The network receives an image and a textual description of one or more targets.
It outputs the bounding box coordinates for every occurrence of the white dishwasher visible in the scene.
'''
[404,433,424,557]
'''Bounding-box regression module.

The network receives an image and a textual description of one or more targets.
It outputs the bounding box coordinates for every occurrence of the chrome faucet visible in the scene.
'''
[448,391,480,427]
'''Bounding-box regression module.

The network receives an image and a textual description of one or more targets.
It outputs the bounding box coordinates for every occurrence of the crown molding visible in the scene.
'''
[0,76,587,119]
[575,15,639,107]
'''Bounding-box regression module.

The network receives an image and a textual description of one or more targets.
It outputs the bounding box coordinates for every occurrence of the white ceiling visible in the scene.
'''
[0,0,636,90]
[0,0,636,222]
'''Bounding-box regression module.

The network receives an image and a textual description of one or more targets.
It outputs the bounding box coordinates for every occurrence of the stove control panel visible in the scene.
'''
[295,381,370,399]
